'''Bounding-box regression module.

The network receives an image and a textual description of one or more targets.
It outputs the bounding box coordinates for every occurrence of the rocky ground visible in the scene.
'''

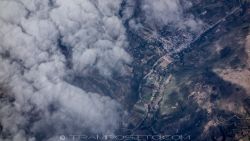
[121,0,250,141]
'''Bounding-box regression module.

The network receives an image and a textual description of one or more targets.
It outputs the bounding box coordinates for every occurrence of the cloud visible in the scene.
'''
[122,0,203,34]
[0,0,130,140]
[140,0,203,32]
[121,0,204,55]
[50,0,131,77]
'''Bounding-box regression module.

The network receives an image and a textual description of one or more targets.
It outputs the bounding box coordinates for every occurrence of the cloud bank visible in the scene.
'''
[0,0,130,140]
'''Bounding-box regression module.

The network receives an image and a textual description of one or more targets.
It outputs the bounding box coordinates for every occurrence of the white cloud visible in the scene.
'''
[50,0,131,77]
[0,0,130,140]
[137,0,203,32]
[123,0,204,55]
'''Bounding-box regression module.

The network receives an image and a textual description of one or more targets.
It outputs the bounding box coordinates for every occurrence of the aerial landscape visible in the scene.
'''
[0,0,250,141]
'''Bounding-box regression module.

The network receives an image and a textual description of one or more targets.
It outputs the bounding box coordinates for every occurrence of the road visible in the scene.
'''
[131,6,242,134]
